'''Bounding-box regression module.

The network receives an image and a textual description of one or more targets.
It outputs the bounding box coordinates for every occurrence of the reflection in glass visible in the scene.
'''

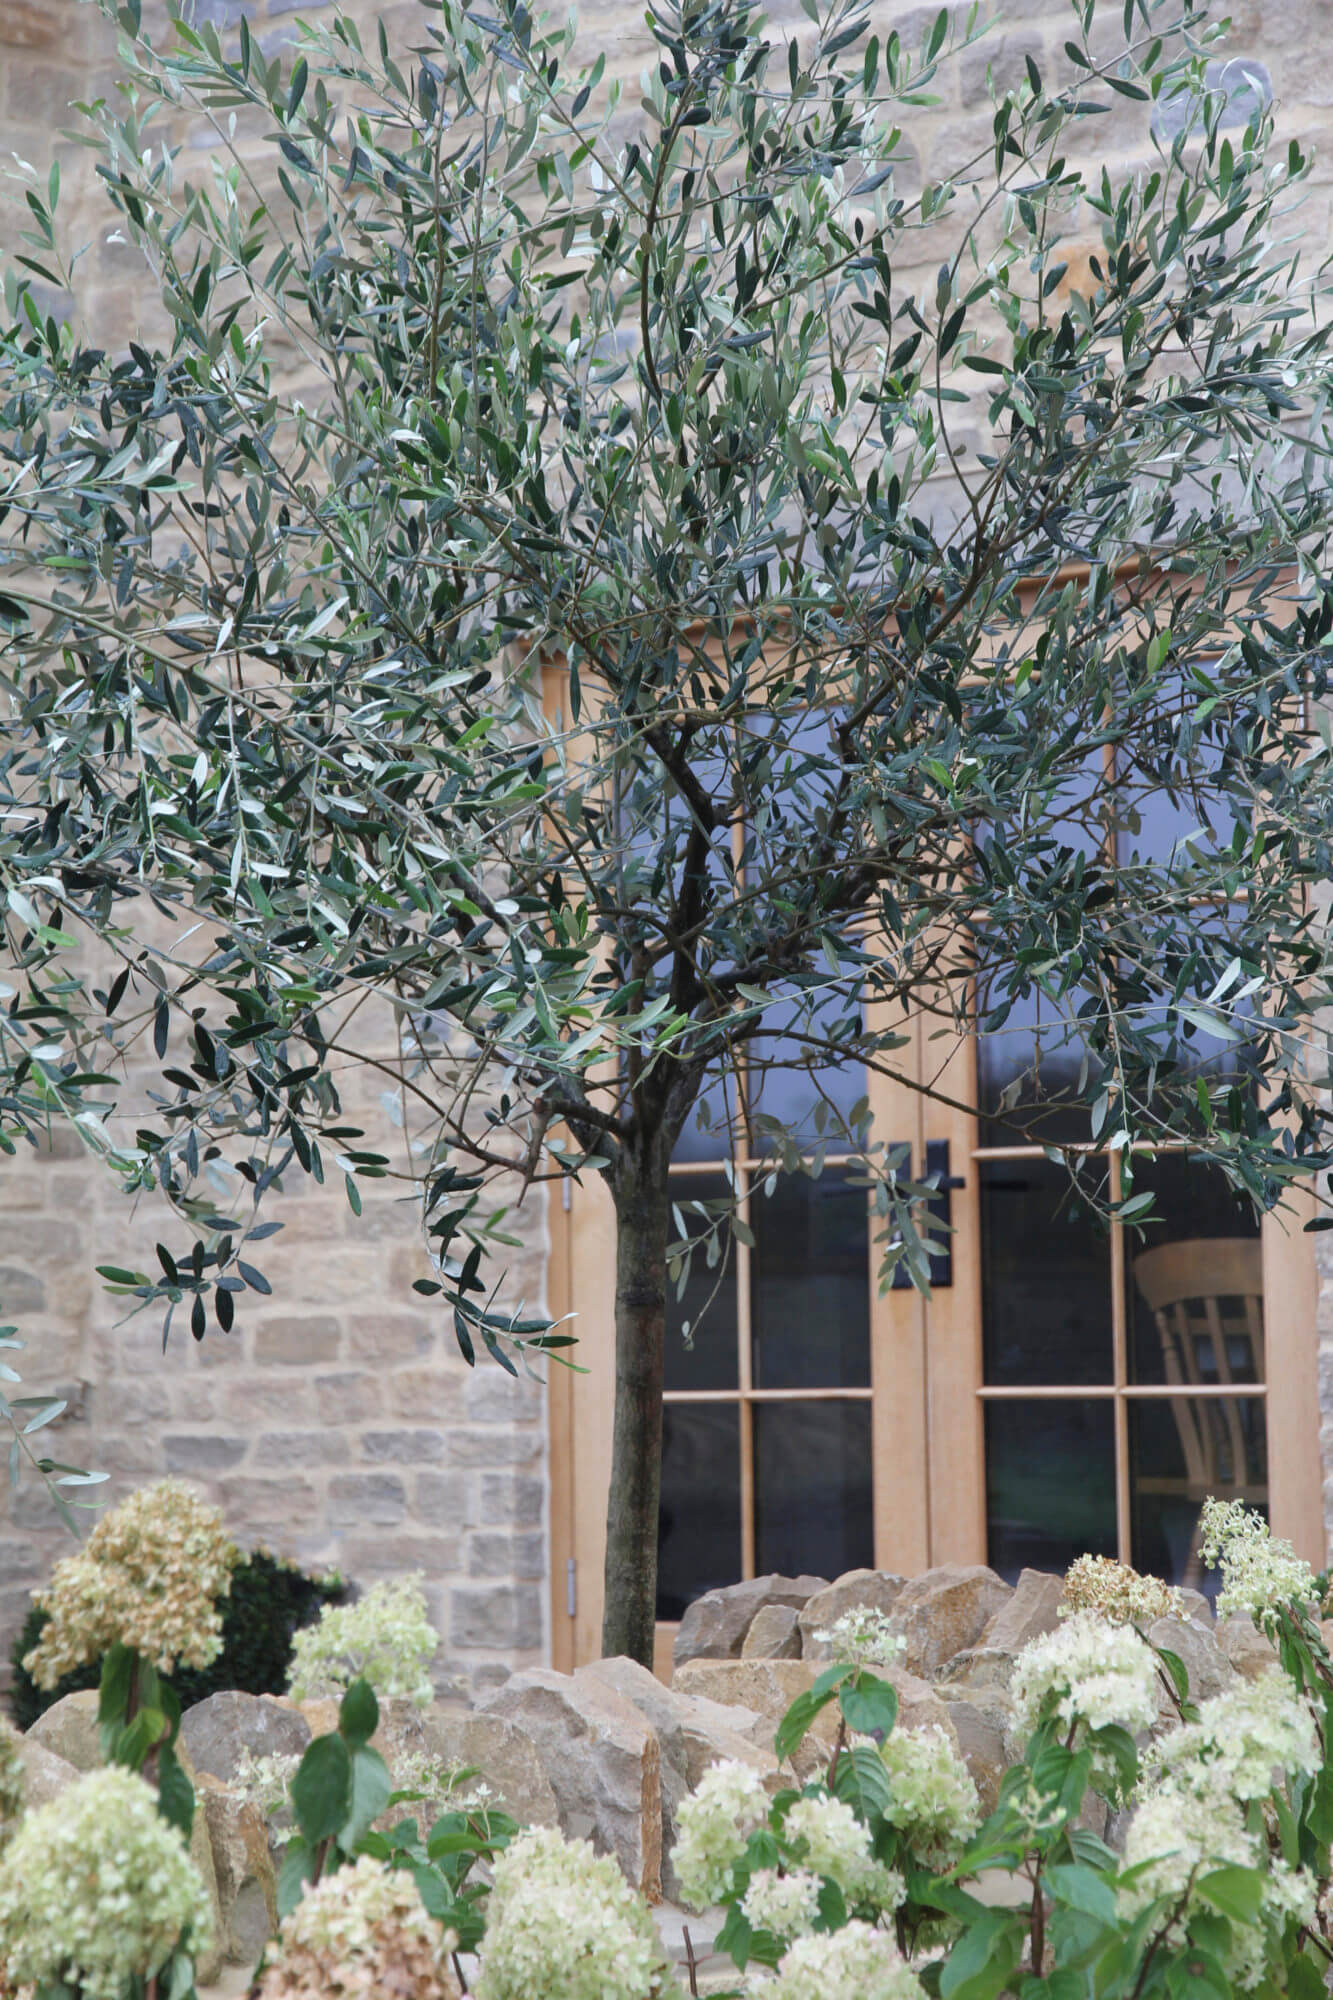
[1129,1395,1267,1593]
[985,1400,1116,1580]
[664,1173,739,1392]
[754,1401,872,1579]
[673,1067,742,1162]
[751,1170,871,1389]
[657,1403,742,1619]
[747,984,866,1151]
[980,1159,1113,1385]
[975,979,1103,1144]
[1126,1155,1262,1386]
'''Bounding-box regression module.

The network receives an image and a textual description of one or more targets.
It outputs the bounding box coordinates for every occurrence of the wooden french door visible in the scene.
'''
[547,1007,1322,1671]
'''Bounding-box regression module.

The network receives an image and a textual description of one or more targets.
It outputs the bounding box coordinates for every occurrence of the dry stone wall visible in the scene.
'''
[3,0,1333,1698]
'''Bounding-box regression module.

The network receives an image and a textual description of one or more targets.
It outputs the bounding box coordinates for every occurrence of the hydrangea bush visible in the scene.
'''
[286,1574,439,1707]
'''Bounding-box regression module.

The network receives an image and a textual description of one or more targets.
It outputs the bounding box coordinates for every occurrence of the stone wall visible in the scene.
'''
[3,0,1333,1696]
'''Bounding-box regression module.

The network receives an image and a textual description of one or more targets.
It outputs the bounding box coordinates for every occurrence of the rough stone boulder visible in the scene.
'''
[940,1696,1009,1817]
[1146,1614,1233,1709]
[14,1734,79,1811]
[743,1605,801,1659]
[980,1569,1063,1653]
[674,1574,827,1670]
[479,1668,663,1899]
[416,1707,561,1829]
[27,1688,101,1771]
[885,1564,1013,1679]
[579,1656,776,1898]
[673,1656,957,1782]
[196,1772,278,1965]
[797,1571,908,1659]
[180,1691,312,1784]
[1216,1612,1279,1680]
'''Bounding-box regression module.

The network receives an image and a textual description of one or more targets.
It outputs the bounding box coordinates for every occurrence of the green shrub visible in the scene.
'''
[7,1548,348,1730]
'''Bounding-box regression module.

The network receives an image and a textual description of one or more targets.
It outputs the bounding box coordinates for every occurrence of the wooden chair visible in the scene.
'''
[1130,1237,1266,1585]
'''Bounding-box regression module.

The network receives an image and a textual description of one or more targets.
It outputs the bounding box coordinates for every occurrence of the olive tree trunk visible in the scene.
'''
[600,1155,671,1664]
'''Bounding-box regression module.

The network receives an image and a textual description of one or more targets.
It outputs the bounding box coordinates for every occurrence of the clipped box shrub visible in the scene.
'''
[7,1548,348,1730]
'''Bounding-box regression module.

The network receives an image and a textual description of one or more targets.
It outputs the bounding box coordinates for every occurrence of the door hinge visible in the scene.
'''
[562,1177,572,1212]
[565,1557,577,1618]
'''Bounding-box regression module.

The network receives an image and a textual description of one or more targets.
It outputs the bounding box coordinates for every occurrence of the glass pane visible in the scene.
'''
[754,1400,872,1579]
[1125,1155,1262,1387]
[1129,1395,1267,1596]
[665,1173,739,1392]
[985,1400,1117,1581]
[750,1169,871,1389]
[976,978,1104,1145]
[746,984,866,1153]
[980,1158,1113,1385]
[657,1403,742,1620]
[673,1067,742,1162]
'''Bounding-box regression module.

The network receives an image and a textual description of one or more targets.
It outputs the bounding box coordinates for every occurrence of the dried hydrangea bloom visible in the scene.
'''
[1198,1499,1321,1624]
[0,1720,23,1845]
[671,1758,771,1909]
[0,1765,212,2000]
[286,1574,439,1706]
[878,1724,980,1868]
[764,1920,926,2000]
[24,1477,238,1686]
[814,1607,906,1668]
[1061,1554,1183,1628]
[474,1827,674,2000]
[254,1855,458,2000]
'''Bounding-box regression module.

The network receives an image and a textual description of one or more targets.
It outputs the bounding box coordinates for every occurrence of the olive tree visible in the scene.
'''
[2,0,1333,1659]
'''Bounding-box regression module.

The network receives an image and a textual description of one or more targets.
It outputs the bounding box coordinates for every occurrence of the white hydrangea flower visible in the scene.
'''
[741,1867,822,1941]
[1145,1669,1319,1805]
[474,1826,674,2000]
[1061,1554,1183,1627]
[1123,1782,1316,1991]
[814,1608,907,1668]
[878,1725,980,1866]
[1122,1780,1259,1917]
[253,1854,459,2000]
[24,1477,238,1685]
[764,1920,926,2000]
[783,1793,905,1910]
[671,1759,770,1910]
[287,1573,439,1706]
[0,1717,24,1842]
[1011,1610,1157,1785]
[1198,1500,1320,1625]
[0,1766,213,2000]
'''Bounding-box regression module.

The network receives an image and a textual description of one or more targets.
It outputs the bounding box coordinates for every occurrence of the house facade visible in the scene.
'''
[1,0,1332,1697]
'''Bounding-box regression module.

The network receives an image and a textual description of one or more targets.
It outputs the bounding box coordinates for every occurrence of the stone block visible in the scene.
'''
[416,1470,471,1528]
[27,1689,101,1770]
[479,1472,544,1527]
[797,1571,909,1659]
[885,1564,1012,1679]
[163,1433,249,1474]
[468,1531,547,1580]
[179,1692,312,1785]
[418,1706,561,1828]
[450,1584,543,1651]
[314,1371,383,1424]
[981,1568,1063,1653]
[15,1734,79,1811]
[464,1371,544,1424]
[941,1695,1009,1817]
[362,1429,448,1464]
[1216,1612,1280,1680]
[480,1667,663,1898]
[348,1314,433,1363]
[675,1574,829,1669]
[253,1314,341,1367]
[328,1473,407,1528]
[252,1431,348,1469]
[446,1429,544,1469]
[220,1476,320,1532]
[742,1605,801,1659]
